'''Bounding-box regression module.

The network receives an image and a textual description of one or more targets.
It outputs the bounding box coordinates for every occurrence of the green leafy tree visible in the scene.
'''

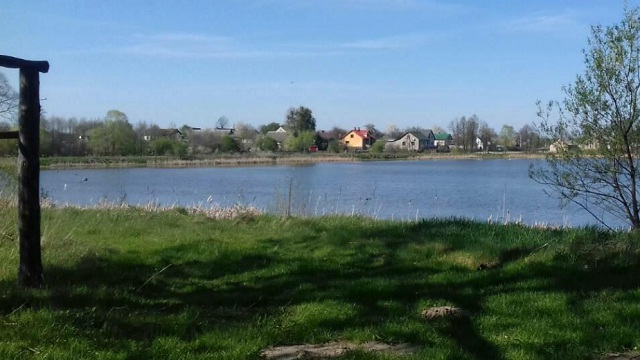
[256,136,279,152]
[172,141,188,157]
[370,139,386,153]
[499,125,516,149]
[530,6,640,230]
[284,130,315,152]
[285,106,315,135]
[327,139,345,153]
[149,137,175,155]
[220,135,240,153]
[88,110,137,156]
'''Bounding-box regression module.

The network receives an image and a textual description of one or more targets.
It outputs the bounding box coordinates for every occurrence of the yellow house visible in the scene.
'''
[340,128,376,150]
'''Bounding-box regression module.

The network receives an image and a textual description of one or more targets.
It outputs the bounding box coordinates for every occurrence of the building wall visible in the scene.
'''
[341,131,365,149]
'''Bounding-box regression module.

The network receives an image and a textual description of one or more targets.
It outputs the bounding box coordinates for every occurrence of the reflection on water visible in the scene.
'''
[40,160,626,229]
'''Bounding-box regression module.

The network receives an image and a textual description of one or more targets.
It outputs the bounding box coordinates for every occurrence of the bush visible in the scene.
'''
[220,135,240,153]
[370,140,386,154]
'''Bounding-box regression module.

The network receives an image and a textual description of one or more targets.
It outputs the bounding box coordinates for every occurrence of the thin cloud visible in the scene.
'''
[252,0,468,13]
[337,33,437,50]
[117,31,435,59]
[504,10,584,34]
[119,32,271,59]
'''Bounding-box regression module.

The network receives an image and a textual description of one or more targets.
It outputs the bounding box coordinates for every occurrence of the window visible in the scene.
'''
[350,134,354,138]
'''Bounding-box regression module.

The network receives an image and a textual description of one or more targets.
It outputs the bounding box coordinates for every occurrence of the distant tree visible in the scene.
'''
[149,137,175,156]
[233,122,257,151]
[465,115,481,151]
[432,125,446,135]
[285,106,315,135]
[364,123,383,139]
[0,71,17,123]
[449,116,479,152]
[133,121,151,155]
[517,124,538,152]
[530,6,640,230]
[385,124,403,139]
[284,130,315,152]
[478,121,497,152]
[256,135,279,152]
[499,124,516,149]
[172,141,188,157]
[329,126,348,137]
[216,116,230,129]
[259,122,280,134]
[220,135,240,153]
[190,129,235,154]
[88,110,137,156]
[370,139,386,153]
[327,139,345,153]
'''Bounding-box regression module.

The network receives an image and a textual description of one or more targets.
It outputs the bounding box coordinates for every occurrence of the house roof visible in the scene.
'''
[434,133,452,140]
[342,129,375,140]
[316,130,338,140]
[266,130,288,143]
[159,128,182,136]
[407,131,429,141]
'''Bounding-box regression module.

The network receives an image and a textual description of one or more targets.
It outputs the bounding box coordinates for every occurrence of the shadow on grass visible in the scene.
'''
[0,218,638,358]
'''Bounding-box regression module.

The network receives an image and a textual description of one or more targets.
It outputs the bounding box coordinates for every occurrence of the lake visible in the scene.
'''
[40,159,624,229]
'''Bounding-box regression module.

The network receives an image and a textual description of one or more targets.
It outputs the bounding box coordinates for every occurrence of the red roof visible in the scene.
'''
[344,129,375,140]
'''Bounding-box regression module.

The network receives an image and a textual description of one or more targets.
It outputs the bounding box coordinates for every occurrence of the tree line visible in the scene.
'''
[0,70,550,157]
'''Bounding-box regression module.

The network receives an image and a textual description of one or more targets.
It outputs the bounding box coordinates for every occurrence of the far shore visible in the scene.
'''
[0,151,548,170]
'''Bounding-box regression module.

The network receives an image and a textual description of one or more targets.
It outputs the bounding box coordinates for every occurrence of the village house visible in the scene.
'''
[143,128,183,141]
[434,133,453,149]
[340,128,376,150]
[265,126,288,149]
[385,130,435,151]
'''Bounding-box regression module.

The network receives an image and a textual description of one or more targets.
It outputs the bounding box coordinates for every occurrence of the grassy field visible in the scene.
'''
[0,204,638,359]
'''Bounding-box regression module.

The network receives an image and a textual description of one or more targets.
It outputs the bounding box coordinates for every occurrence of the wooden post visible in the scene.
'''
[0,55,49,288]
[17,67,43,287]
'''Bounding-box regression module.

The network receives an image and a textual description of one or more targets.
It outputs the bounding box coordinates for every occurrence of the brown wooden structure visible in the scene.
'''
[0,55,49,287]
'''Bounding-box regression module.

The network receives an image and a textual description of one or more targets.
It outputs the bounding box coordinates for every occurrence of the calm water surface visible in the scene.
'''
[40,159,624,229]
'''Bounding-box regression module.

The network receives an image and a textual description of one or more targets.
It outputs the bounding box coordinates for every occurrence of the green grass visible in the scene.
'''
[0,206,639,359]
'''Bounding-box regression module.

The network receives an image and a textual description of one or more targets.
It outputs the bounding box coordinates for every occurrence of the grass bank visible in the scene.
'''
[0,204,638,359]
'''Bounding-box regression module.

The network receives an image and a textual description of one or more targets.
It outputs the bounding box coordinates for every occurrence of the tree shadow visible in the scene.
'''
[0,219,638,358]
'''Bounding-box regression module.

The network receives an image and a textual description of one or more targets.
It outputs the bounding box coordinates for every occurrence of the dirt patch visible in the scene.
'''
[260,341,420,359]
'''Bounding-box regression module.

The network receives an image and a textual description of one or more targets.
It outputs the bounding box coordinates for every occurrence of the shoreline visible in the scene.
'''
[1,152,547,170]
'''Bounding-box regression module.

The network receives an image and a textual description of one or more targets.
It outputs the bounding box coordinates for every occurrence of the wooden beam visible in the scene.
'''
[17,67,43,288]
[0,55,49,73]
[0,131,19,139]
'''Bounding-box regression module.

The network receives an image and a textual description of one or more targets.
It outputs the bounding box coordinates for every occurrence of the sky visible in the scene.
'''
[2,0,638,132]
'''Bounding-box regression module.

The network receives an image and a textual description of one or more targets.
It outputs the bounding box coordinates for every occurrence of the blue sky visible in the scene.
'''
[2,0,636,132]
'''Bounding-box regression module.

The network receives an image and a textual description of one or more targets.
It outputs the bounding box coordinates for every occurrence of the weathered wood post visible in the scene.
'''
[0,55,49,288]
